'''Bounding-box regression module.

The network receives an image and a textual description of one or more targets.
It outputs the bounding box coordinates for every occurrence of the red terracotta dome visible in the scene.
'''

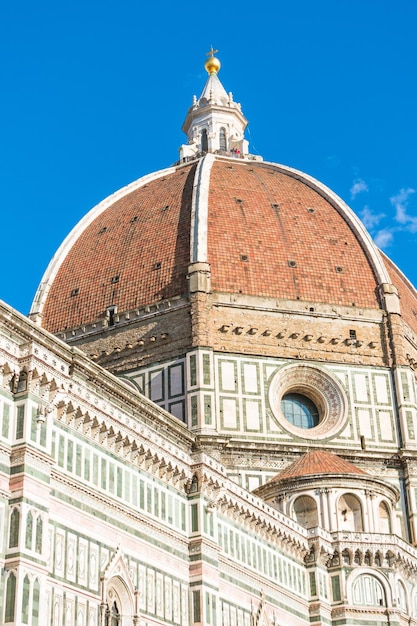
[270,450,367,483]
[30,155,417,335]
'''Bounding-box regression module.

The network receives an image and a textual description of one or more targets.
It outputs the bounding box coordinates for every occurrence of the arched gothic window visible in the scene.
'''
[219,127,227,151]
[35,516,43,553]
[5,572,16,622]
[32,578,40,626]
[22,575,30,624]
[201,129,208,152]
[26,511,33,550]
[9,508,20,548]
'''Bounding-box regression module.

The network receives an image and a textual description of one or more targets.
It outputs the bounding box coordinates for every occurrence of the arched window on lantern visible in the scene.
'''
[201,129,208,152]
[219,127,227,151]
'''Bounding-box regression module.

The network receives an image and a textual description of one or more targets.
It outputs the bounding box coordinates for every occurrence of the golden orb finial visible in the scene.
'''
[205,46,221,74]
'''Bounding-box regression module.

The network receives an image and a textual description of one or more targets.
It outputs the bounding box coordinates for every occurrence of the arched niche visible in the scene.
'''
[292,495,319,529]
[378,500,392,533]
[16,369,28,393]
[338,493,363,531]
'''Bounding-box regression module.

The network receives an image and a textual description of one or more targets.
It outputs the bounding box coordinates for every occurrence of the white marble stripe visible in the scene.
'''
[190,153,215,263]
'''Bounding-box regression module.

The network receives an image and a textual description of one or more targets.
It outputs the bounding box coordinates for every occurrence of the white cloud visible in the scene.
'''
[369,187,417,250]
[390,187,417,230]
[360,205,385,230]
[350,178,368,200]
[374,228,395,249]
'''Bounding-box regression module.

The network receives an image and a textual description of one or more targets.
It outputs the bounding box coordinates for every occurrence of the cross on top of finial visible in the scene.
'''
[204,47,221,74]
[206,46,218,58]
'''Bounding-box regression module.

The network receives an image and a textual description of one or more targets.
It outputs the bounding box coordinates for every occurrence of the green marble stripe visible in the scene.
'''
[0,462,10,475]
[189,553,219,566]
[10,464,50,482]
[8,495,49,512]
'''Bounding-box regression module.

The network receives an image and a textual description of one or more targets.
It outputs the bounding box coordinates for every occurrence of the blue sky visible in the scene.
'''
[1,1,416,314]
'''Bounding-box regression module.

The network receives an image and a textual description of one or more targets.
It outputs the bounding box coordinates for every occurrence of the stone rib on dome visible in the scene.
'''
[271,450,367,483]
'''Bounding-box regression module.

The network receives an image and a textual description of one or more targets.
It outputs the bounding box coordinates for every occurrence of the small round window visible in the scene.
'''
[281,393,319,429]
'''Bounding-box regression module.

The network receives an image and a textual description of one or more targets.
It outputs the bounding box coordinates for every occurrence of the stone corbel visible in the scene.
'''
[380,282,401,314]
[187,262,211,293]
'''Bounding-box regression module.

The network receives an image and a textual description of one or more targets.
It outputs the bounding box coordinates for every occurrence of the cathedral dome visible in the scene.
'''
[30,53,417,348]
[31,155,416,335]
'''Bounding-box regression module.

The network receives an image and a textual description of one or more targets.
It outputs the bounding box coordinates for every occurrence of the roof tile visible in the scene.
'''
[271,449,367,482]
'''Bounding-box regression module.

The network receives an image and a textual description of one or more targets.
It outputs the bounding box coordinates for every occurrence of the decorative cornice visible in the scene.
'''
[307,528,417,576]
[190,456,309,559]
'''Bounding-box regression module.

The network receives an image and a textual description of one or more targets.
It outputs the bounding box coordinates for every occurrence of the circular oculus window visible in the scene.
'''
[281,392,320,429]
[269,363,348,440]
